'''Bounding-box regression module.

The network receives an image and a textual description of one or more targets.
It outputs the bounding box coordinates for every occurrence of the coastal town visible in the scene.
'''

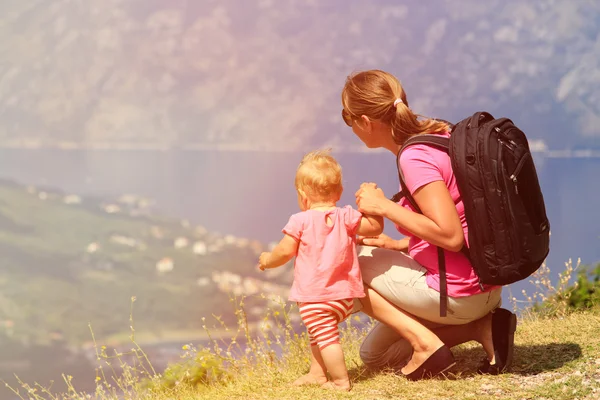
[0,180,296,384]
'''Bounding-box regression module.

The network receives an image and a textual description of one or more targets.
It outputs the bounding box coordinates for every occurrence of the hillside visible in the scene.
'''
[0,179,293,346]
[1,1,599,150]
[9,308,600,399]
[190,310,600,400]
[0,178,303,398]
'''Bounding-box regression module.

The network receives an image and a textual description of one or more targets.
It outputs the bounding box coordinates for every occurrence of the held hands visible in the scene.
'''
[355,182,388,216]
[258,252,271,271]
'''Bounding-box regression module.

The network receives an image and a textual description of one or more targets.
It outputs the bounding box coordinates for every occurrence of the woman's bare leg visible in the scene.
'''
[432,312,495,363]
[359,287,446,375]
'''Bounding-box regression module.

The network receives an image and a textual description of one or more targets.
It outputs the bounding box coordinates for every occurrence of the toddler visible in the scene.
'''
[258,149,383,391]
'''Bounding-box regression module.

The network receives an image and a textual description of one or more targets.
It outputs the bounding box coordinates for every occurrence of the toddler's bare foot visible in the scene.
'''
[292,373,328,386]
[321,380,351,391]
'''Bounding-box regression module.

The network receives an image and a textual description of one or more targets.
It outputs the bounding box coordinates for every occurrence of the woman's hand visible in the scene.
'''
[358,233,395,249]
[358,234,409,252]
[355,182,389,217]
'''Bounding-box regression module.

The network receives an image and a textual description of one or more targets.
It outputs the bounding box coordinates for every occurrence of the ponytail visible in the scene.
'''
[342,70,449,145]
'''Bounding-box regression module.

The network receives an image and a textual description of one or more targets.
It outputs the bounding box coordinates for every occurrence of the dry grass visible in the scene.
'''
[6,259,600,400]
[173,310,600,400]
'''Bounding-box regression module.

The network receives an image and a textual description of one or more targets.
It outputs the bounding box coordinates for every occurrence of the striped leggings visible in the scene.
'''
[298,298,354,350]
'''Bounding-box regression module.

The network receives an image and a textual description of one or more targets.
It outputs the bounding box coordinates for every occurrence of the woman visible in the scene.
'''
[341,69,517,380]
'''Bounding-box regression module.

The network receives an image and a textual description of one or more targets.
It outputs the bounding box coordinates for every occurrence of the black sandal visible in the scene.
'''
[477,308,517,374]
[403,345,456,381]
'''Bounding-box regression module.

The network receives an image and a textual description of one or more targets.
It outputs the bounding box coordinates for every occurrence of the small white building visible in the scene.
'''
[117,194,138,206]
[174,237,189,249]
[103,204,121,214]
[156,257,174,273]
[224,235,236,245]
[150,226,164,239]
[86,242,100,253]
[110,235,138,248]
[235,237,250,248]
[192,241,207,255]
[207,244,222,254]
[196,277,210,287]
[138,198,153,209]
[63,195,82,205]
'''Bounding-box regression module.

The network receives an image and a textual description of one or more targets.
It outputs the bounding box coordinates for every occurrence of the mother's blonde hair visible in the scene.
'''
[341,70,449,144]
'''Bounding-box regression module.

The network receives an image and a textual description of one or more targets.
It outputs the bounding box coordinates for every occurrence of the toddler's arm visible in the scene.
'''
[258,234,299,271]
[356,213,384,237]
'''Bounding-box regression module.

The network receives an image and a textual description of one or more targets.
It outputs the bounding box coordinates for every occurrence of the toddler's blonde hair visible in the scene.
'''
[295,149,343,202]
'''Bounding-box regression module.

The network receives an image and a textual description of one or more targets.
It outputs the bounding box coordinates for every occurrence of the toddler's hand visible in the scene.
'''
[359,182,378,190]
[258,252,271,271]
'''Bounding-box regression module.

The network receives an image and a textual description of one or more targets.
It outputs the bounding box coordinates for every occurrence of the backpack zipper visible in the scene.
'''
[498,138,518,193]
[497,140,522,259]
[509,152,531,195]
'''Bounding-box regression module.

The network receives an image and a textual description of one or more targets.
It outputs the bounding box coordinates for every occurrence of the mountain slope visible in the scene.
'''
[0,0,599,150]
[0,179,290,345]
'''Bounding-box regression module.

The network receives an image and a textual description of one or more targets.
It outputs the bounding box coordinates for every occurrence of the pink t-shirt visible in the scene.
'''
[397,132,495,297]
[282,205,365,302]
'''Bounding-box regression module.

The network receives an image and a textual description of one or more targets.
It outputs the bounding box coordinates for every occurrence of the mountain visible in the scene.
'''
[0,0,599,150]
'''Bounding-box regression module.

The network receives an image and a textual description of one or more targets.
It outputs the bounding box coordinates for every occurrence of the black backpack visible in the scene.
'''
[392,111,550,317]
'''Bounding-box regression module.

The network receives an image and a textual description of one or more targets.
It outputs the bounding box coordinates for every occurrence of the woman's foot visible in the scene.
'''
[473,311,495,364]
[292,373,328,386]
[477,308,517,375]
[321,380,351,391]
[401,345,456,380]
[400,333,447,377]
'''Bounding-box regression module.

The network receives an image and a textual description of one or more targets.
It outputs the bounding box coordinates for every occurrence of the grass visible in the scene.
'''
[6,297,600,400]
[165,310,600,400]
[4,250,600,400]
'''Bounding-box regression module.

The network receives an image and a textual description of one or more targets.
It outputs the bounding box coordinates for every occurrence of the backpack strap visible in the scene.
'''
[394,134,451,212]
[392,133,473,318]
[397,134,473,260]
[467,112,494,129]
[393,135,452,316]
[437,247,448,317]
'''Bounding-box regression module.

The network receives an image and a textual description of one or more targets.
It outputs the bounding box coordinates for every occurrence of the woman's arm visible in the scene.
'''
[384,181,464,251]
[355,182,464,252]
